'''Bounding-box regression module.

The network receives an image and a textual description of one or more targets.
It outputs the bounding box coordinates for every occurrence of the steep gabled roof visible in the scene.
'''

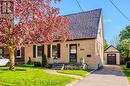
[105,45,119,53]
[66,8,102,39]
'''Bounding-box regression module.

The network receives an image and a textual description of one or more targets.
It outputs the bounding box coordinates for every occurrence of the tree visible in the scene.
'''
[110,36,119,47]
[104,39,109,50]
[117,40,130,64]
[117,26,130,64]
[119,26,130,41]
[0,0,72,71]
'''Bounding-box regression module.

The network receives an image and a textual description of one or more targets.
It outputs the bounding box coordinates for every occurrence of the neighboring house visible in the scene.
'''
[104,45,120,65]
[24,9,104,69]
[0,46,25,65]
[0,0,25,65]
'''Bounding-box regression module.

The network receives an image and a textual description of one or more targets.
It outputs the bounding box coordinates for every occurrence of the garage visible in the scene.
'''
[104,45,120,65]
[107,54,116,64]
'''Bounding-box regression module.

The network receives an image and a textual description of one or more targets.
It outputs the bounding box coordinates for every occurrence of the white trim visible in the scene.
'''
[36,45,42,57]
[36,46,38,57]
[51,45,52,58]
[16,49,22,58]
[51,44,57,58]
[68,44,70,62]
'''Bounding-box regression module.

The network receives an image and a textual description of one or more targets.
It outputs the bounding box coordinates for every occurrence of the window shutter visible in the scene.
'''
[47,45,51,58]
[21,47,25,59]
[57,44,61,58]
[42,45,44,55]
[33,45,36,58]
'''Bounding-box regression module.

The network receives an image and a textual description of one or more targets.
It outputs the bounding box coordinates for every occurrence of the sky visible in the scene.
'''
[53,0,130,44]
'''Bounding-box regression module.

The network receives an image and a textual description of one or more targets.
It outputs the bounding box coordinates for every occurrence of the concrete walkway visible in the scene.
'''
[45,69,83,79]
[73,65,130,86]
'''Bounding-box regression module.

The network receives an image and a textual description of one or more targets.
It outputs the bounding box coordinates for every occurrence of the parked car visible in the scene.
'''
[0,56,10,66]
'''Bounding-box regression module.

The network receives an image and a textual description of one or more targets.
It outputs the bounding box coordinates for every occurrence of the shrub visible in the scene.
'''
[42,54,47,67]
[126,61,130,68]
[45,64,52,68]
[34,62,42,67]
[22,64,34,67]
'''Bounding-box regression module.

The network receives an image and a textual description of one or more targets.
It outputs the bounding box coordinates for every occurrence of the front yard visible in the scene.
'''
[121,65,130,83]
[58,70,92,76]
[0,67,75,86]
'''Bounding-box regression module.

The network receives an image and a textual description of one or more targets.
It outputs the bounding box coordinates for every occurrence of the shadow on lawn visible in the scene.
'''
[0,68,26,71]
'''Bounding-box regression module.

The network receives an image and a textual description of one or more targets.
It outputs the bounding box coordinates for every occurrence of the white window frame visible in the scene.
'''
[51,44,57,58]
[36,45,42,57]
[16,49,21,58]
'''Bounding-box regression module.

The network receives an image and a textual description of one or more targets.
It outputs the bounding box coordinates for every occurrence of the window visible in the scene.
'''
[16,49,21,58]
[1,1,13,14]
[36,46,42,57]
[51,44,61,58]
[0,48,3,57]
[52,45,57,58]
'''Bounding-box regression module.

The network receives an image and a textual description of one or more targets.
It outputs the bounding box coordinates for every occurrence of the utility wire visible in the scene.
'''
[75,0,84,12]
[109,0,130,22]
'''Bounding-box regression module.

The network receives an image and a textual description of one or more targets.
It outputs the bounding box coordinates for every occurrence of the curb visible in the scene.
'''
[66,80,79,86]
[84,69,97,76]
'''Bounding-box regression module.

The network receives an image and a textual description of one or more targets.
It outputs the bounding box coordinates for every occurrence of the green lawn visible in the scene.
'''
[0,67,75,86]
[121,65,130,83]
[58,70,92,76]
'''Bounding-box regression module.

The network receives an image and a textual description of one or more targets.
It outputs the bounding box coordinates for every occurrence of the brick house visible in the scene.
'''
[24,9,104,69]
[0,0,104,69]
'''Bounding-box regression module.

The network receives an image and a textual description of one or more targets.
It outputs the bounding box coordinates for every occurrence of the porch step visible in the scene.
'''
[15,62,25,65]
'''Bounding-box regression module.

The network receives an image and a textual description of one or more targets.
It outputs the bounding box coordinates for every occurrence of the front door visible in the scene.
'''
[69,44,77,63]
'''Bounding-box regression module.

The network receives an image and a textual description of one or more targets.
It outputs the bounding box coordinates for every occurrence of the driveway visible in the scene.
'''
[73,65,129,86]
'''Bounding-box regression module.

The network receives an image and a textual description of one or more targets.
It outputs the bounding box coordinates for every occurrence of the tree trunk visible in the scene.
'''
[9,47,15,71]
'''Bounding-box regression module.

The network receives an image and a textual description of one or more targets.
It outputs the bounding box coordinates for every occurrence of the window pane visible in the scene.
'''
[7,2,13,13]
[70,46,76,54]
[0,49,2,57]
[52,45,57,58]
[1,1,13,14]
[37,46,42,57]
[1,2,7,13]
[17,50,20,56]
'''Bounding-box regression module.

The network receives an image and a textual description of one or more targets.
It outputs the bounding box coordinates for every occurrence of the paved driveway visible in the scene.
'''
[74,65,129,86]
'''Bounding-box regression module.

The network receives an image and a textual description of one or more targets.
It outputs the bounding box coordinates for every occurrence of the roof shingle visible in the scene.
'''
[66,8,102,39]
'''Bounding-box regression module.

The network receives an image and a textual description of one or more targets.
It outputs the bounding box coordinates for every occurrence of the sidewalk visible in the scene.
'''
[45,69,83,79]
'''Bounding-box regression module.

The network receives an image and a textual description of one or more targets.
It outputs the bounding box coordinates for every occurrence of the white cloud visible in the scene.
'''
[104,19,112,23]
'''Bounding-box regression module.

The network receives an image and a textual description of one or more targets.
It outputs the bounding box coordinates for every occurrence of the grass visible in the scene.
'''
[0,66,75,86]
[58,70,92,76]
[121,65,130,83]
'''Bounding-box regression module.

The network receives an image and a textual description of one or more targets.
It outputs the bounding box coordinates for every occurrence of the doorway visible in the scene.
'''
[69,44,77,63]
